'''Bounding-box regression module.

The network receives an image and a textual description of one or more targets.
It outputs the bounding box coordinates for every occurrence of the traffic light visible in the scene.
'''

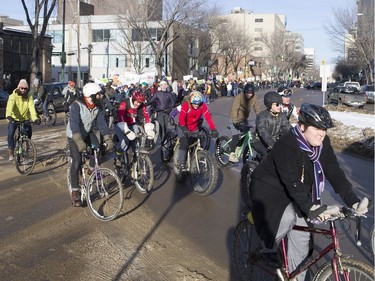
[60,51,66,64]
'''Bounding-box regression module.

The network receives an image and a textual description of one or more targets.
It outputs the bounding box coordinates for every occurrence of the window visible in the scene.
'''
[254,47,263,51]
[254,37,261,41]
[92,29,111,42]
[132,28,163,42]
[50,30,63,43]
[255,18,263,23]
[254,28,263,32]
[145,58,150,67]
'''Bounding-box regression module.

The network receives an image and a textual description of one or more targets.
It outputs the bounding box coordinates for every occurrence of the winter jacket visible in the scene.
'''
[6,89,39,122]
[250,130,360,248]
[230,93,260,124]
[256,109,290,148]
[117,98,150,126]
[147,90,175,111]
[66,97,112,139]
[179,101,216,131]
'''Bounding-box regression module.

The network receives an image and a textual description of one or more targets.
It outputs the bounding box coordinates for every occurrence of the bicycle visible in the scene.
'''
[232,208,374,281]
[66,144,123,221]
[173,130,218,196]
[114,130,154,194]
[215,125,259,168]
[35,99,57,126]
[13,120,37,175]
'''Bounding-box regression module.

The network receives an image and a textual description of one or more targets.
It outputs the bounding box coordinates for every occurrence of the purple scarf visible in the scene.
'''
[292,125,325,202]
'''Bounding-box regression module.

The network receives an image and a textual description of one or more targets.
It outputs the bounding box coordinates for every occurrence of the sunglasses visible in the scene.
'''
[20,87,28,90]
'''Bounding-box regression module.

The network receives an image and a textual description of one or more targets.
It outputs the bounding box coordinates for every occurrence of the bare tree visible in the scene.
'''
[115,0,209,79]
[21,0,57,83]
[326,1,374,83]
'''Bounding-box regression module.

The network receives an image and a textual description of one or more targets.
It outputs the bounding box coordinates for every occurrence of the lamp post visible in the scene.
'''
[106,37,110,78]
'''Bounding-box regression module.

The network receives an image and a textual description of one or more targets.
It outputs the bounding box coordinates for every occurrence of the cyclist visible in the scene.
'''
[30,78,48,118]
[228,83,263,162]
[249,103,369,280]
[177,91,219,172]
[146,80,176,141]
[6,79,40,161]
[62,81,78,112]
[277,86,299,122]
[66,82,114,207]
[114,91,155,165]
[255,91,290,152]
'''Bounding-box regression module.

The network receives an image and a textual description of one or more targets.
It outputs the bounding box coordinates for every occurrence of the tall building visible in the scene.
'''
[303,48,315,79]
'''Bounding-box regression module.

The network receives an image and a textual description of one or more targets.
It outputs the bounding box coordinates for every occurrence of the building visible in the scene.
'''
[0,22,52,91]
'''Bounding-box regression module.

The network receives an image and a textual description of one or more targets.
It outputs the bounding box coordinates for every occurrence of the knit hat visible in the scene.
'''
[18,79,29,89]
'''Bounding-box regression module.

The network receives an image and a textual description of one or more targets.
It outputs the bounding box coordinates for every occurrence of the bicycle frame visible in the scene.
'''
[235,130,254,160]
[175,133,204,173]
[276,221,346,280]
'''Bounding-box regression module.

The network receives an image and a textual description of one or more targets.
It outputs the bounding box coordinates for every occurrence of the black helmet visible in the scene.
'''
[277,86,292,96]
[244,83,255,94]
[298,103,334,129]
[264,91,282,109]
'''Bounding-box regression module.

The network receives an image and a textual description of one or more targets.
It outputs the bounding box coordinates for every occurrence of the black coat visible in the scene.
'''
[250,129,360,248]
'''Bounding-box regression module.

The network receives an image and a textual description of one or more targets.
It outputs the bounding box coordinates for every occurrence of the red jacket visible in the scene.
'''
[117,98,150,125]
[179,101,216,131]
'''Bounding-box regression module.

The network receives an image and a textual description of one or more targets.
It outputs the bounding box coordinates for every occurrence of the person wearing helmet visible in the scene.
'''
[277,86,299,122]
[114,91,154,164]
[6,79,41,161]
[62,81,78,112]
[227,83,261,162]
[146,80,176,142]
[66,82,114,207]
[249,103,369,280]
[255,91,290,151]
[177,91,219,172]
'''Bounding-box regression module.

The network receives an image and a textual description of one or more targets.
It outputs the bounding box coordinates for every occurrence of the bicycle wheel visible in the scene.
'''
[215,136,233,168]
[232,219,271,281]
[189,150,218,196]
[371,225,375,255]
[240,161,258,209]
[160,131,177,163]
[86,167,124,221]
[14,138,37,175]
[173,142,187,183]
[45,103,57,126]
[312,258,374,281]
[198,125,211,150]
[133,153,154,194]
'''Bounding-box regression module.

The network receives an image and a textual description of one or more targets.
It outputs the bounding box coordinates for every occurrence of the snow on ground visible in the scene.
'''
[329,111,375,129]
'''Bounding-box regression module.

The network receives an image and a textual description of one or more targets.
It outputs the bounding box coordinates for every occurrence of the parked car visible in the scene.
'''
[36,82,68,113]
[0,90,10,119]
[360,85,374,104]
[327,86,366,108]
[306,82,322,90]
[343,81,360,90]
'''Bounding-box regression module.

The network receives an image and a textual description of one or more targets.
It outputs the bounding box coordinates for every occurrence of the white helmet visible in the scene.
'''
[82,83,102,98]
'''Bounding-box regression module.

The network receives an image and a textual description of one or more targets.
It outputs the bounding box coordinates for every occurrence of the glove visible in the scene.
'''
[180,126,189,134]
[144,123,155,140]
[72,133,86,152]
[308,205,340,222]
[103,135,114,151]
[352,197,369,215]
[34,118,41,125]
[210,129,219,138]
[6,116,15,122]
[233,123,245,132]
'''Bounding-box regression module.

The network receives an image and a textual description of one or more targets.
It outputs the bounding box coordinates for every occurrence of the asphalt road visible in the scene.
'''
[0,89,373,280]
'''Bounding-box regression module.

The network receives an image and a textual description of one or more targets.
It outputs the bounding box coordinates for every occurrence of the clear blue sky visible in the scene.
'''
[1,0,354,65]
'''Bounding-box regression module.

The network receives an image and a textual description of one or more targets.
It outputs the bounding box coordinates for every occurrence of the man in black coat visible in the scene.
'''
[249,103,369,280]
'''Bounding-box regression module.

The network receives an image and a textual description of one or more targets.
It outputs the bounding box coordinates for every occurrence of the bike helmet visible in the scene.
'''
[277,86,293,97]
[82,82,102,98]
[244,83,255,94]
[298,103,334,129]
[264,91,282,109]
[132,91,145,103]
[189,91,203,105]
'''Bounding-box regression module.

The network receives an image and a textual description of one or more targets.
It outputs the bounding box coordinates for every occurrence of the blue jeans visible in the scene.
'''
[8,120,32,149]
[43,99,49,117]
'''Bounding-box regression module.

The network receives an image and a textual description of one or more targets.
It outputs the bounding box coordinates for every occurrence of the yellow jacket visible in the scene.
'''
[6,89,39,122]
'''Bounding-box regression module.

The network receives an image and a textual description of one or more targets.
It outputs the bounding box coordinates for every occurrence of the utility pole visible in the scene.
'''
[61,0,66,82]
[77,0,81,87]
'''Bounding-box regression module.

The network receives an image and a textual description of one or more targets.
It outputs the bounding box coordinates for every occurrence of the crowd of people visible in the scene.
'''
[4,76,370,280]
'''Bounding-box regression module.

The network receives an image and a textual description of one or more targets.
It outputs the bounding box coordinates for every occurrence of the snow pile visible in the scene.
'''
[327,109,374,158]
